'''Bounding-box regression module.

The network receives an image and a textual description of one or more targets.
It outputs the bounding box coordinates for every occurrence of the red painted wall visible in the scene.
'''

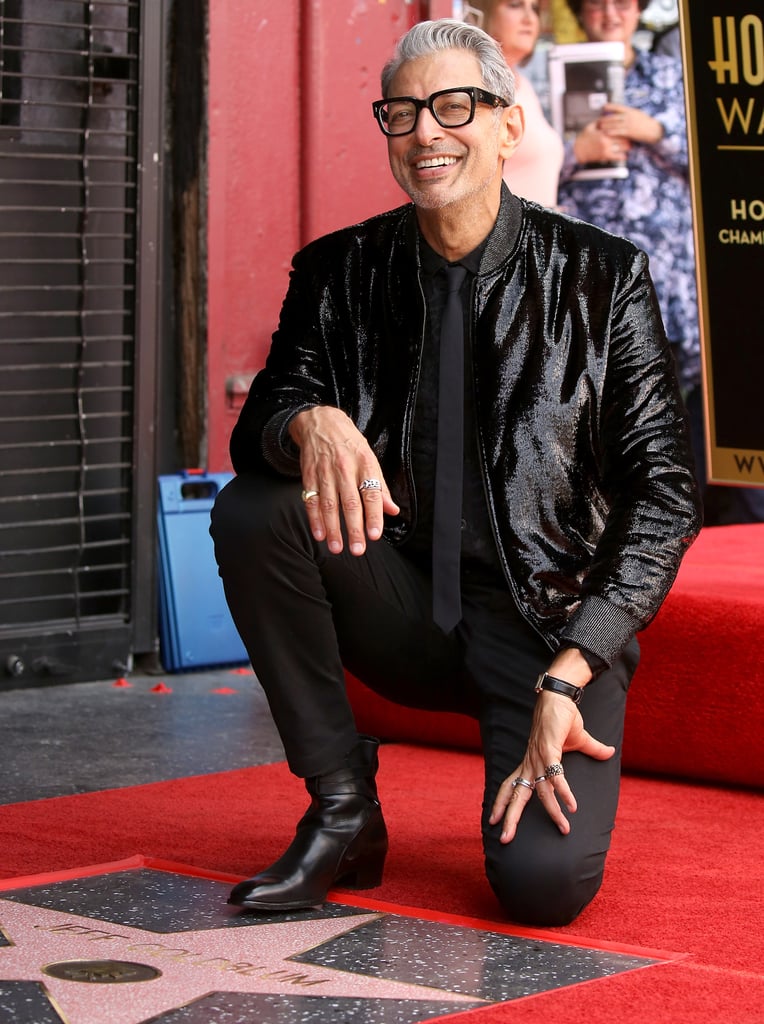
[207,0,447,472]
[207,2,300,472]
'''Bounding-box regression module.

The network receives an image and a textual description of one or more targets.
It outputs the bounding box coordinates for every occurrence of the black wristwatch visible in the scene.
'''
[535,672,584,705]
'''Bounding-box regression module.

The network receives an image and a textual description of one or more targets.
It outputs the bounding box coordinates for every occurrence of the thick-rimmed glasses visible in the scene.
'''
[582,0,635,11]
[372,87,509,137]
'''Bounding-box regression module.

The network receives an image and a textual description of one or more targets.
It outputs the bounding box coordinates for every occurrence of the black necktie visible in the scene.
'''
[432,263,467,633]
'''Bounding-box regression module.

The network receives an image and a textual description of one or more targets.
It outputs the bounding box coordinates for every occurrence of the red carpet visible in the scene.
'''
[2,744,762,1022]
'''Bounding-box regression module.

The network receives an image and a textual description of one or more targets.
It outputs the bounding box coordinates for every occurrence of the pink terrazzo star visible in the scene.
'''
[0,899,484,1024]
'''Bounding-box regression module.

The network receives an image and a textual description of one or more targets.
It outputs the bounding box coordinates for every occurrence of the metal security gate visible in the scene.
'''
[0,0,166,687]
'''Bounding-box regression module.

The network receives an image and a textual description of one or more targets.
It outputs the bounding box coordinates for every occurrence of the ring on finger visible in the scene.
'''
[534,775,547,784]
[545,762,564,778]
[359,478,382,492]
[301,489,319,502]
[512,777,535,791]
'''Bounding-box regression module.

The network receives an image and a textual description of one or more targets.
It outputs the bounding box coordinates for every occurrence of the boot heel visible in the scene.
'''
[336,849,387,890]
[335,814,388,889]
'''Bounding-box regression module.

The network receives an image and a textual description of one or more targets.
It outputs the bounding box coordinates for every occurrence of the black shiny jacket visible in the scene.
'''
[231,187,702,664]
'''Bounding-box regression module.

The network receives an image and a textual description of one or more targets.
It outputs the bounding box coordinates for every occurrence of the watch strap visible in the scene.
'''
[535,672,584,705]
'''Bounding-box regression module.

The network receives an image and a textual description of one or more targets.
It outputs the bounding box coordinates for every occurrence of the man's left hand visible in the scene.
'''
[488,651,614,842]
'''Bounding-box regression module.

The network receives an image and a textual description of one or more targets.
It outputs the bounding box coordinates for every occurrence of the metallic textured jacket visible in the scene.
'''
[231,187,702,665]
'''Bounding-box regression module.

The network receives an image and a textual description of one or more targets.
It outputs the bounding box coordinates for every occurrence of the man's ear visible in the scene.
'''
[499,103,525,160]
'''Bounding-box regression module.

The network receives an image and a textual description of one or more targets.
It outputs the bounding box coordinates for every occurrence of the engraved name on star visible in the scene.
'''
[0,899,485,1024]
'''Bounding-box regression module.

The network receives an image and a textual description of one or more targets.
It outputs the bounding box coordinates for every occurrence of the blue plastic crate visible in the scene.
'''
[157,471,249,671]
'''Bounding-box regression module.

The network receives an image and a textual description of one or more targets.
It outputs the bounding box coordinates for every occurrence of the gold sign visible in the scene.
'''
[679,4,764,485]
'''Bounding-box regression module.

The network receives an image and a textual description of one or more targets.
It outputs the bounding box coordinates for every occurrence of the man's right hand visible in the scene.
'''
[289,406,399,556]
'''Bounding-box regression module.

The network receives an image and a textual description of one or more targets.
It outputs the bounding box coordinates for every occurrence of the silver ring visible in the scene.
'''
[534,775,547,784]
[545,762,564,778]
[301,489,319,502]
[512,777,535,791]
[359,478,382,492]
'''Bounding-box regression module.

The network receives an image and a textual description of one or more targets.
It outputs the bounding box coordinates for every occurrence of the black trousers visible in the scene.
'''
[210,471,639,926]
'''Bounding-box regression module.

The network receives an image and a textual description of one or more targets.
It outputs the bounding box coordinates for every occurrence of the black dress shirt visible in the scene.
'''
[405,233,507,591]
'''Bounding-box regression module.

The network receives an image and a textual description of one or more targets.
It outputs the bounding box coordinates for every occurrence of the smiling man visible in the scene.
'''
[211,19,701,927]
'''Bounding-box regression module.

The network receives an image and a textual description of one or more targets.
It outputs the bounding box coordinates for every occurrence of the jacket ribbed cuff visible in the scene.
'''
[261,407,312,477]
[559,595,641,668]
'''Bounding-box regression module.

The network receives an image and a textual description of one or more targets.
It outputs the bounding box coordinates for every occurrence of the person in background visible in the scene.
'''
[467,0,563,206]
[558,0,698,401]
[558,0,764,523]
[211,19,700,929]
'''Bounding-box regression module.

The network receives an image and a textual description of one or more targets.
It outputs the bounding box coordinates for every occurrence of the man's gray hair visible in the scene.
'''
[381,19,515,103]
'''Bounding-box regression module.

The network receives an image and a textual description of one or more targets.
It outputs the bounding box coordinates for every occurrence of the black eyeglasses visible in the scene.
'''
[372,86,510,137]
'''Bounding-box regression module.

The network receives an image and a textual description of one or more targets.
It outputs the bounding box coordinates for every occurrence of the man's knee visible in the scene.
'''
[210,472,302,564]
[484,831,604,927]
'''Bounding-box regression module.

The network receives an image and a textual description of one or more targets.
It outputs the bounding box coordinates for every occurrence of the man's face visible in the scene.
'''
[385,49,520,211]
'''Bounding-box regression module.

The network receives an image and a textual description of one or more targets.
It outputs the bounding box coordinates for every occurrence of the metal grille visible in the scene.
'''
[0,0,146,682]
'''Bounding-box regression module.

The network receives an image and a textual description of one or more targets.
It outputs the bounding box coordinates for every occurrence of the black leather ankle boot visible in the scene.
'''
[228,736,388,910]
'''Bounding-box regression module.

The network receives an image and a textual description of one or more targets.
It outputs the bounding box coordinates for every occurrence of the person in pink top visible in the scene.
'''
[467,0,563,206]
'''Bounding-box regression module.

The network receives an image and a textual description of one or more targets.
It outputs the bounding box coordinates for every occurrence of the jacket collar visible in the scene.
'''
[479,183,523,277]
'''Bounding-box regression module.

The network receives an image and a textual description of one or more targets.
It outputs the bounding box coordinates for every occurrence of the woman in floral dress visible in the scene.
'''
[557,0,698,395]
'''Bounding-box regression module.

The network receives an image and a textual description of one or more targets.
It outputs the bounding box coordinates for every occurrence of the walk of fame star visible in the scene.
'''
[0,860,668,1024]
[0,899,489,1023]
